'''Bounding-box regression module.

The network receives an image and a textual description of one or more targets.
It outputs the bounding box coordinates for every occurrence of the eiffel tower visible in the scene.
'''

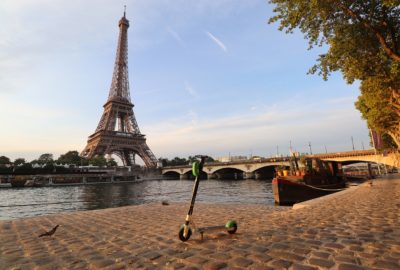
[81,11,157,168]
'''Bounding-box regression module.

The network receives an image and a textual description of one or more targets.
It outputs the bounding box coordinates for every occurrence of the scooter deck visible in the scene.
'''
[197,225,230,241]
[198,225,226,233]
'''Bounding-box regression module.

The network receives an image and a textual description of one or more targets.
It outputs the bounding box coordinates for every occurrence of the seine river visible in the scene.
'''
[0,179,276,220]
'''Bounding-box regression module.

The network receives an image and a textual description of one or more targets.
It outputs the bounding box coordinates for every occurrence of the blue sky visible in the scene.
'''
[0,0,370,162]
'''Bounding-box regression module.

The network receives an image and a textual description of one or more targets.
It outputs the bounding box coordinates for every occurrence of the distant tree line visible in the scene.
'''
[158,156,215,167]
[0,151,117,175]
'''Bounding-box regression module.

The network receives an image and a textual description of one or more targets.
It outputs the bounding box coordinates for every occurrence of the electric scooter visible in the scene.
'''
[178,155,238,242]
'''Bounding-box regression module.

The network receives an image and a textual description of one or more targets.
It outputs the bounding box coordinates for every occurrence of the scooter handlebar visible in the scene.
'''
[194,155,208,171]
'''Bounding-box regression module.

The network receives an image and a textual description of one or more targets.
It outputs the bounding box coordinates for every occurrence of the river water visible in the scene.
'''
[0,179,276,220]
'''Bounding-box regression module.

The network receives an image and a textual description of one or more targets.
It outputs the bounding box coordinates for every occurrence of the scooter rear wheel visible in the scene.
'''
[178,226,192,241]
[225,220,238,234]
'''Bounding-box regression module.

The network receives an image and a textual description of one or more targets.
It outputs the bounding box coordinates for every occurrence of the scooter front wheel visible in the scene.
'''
[178,225,192,241]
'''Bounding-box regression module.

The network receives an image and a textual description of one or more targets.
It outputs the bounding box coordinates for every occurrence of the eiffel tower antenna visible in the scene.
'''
[81,13,158,168]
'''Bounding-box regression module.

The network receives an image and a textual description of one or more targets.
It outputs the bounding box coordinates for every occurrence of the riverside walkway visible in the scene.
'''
[0,177,399,270]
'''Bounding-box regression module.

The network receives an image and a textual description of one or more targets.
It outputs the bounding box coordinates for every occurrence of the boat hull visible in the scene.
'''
[272,177,344,205]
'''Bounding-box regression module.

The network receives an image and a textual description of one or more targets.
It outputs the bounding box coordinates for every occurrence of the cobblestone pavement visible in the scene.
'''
[0,177,399,270]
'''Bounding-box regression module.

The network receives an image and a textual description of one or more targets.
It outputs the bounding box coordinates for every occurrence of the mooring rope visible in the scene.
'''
[301,183,346,192]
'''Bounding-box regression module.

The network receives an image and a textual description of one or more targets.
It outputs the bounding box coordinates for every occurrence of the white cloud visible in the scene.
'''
[166,26,185,47]
[205,31,227,52]
[184,82,199,98]
[144,101,369,159]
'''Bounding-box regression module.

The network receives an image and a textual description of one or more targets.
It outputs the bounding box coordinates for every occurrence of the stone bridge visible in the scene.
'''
[312,149,400,167]
[161,149,400,180]
[162,157,291,180]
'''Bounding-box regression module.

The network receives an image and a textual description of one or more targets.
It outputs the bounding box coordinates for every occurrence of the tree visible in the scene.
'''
[106,158,118,167]
[158,156,215,167]
[158,157,168,167]
[38,153,53,165]
[57,151,84,166]
[355,76,400,145]
[0,156,11,165]
[30,159,39,165]
[268,0,400,145]
[13,163,33,175]
[14,158,26,166]
[89,155,107,167]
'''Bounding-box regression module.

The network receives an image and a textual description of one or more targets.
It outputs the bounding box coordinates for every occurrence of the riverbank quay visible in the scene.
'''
[0,177,399,269]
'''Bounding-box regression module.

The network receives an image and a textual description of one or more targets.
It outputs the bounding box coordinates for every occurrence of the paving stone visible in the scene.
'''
[182,266,201,270]
[232,257,253,268]
[306,240,322,246]
[249,245,269,253]
[310,251,331,259]
[291,248,311,255]
[373,260,400,269]
[209,253,231,261]
[289,263,318,270]
[247,253,272,263]
[308,257,335,269]
[349,245,364,252]
[142,251,162,261]
[335,256,356,263]
[272,243,291,250]
[269,259,292,269]
[275,251,305,262]
[90,258,116,268]
[104,264,128,270]
[185,256,208,265]
[202,261,228,270]
[337,263,366,270]
[324,243,345,249]
[251,265,274,270]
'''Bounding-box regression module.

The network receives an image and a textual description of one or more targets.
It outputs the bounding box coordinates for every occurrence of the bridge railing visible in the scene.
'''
[311,149,377,159]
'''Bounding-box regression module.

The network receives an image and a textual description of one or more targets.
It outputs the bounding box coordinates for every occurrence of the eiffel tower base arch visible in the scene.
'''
[81,131,158,168]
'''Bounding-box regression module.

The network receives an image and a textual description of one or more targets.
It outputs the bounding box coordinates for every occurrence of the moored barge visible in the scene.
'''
[272,158,346,205]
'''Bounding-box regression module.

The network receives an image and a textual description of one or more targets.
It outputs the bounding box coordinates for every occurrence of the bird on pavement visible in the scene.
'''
[38,225,60,238]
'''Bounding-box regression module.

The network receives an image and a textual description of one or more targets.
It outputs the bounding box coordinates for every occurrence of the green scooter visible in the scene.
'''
[178,155,237,241]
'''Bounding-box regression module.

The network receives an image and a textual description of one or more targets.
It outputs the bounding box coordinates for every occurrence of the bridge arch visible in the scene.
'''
[252,165,277,180]
[211,167,245,180]
[163,171,180,180]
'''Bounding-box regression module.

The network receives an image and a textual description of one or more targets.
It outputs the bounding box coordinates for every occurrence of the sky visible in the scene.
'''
[0,0,371,163]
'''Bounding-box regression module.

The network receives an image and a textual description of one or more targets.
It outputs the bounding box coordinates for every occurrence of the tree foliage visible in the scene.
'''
[13,163,34,175]
[57,151,85,166]
[38,153,54,165]
[158,156,215,167]
[355,76,400,145]
[269,0,400,145]
[89,155,107,167]
[14,158,26,166]
[0,156,11,165]
[106,158,118,167]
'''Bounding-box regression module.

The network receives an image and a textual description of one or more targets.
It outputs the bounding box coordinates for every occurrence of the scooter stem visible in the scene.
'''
[184,156,206,228]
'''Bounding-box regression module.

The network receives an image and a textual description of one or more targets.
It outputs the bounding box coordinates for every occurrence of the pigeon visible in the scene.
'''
[39,225,60,238]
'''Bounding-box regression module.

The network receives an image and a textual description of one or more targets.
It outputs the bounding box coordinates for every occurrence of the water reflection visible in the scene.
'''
[0,179,275,220]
